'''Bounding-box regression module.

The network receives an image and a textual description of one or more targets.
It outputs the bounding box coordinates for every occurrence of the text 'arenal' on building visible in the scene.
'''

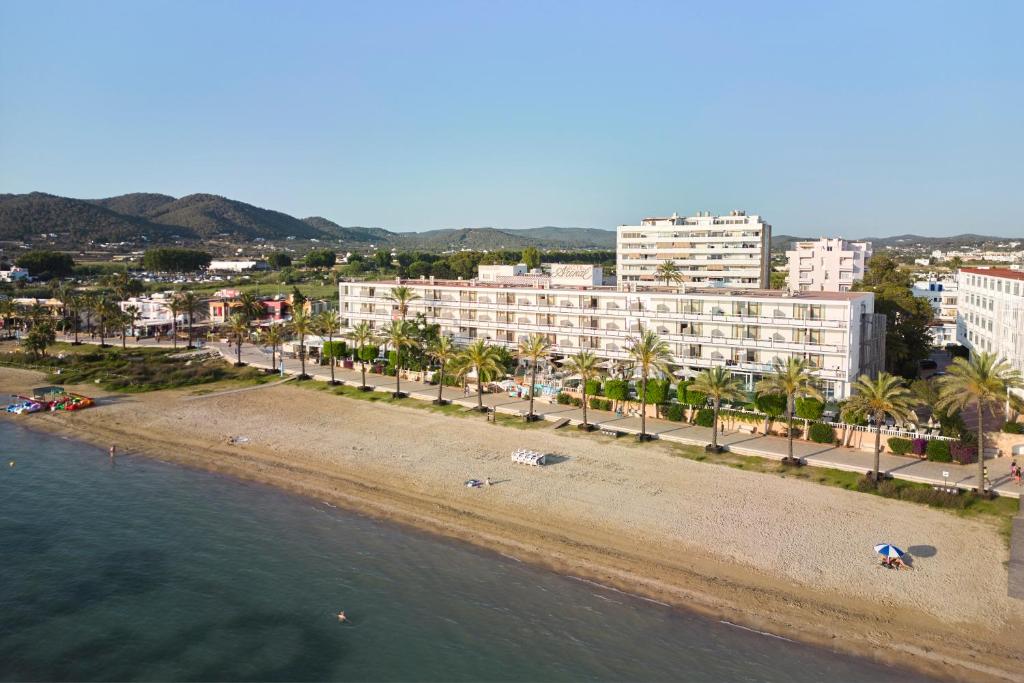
[339,211,886,400]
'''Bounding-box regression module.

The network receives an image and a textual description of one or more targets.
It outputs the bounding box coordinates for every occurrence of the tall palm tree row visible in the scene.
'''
[288,308,314,379]
[755,358,822,465]
[313,310,341,385]
[346,321,377,390]
[226,313,251,366]
[626,330,673,441]
[458,339,503,413]
[388,286,421,321]
[936,351,1023,495]
[93,296,116,348]
[690,367,747,452]
[564,350,601,430]
[517,333,552,421]
[236,292,265,323]
[381,320,419,397]
[0,298,18,339]
[427,335,458,405]
[843,372,919,483]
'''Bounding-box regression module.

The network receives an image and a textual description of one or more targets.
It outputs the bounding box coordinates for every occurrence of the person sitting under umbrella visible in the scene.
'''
[875,543,912,570]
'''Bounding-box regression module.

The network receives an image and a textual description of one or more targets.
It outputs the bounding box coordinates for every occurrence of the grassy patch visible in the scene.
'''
[0,341,269,393]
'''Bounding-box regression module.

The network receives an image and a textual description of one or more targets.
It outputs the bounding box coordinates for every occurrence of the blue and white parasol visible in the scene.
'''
[874,543,906,558]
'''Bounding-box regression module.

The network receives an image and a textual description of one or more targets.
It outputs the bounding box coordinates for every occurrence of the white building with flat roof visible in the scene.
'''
[340,271,884,400]
[208,259,269,273]
[958,268,1024,381]
[786,238,872,293]
[617,211,771,289]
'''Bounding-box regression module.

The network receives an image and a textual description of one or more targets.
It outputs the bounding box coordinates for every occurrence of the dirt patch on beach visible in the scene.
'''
[4,367,1022,682]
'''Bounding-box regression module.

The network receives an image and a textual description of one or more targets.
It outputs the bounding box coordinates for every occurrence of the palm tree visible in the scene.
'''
[0,298,16,339]
[174,290,203,349]
[655,260,682,287]
[236,291,265,322]
[626,330,673,441]
[691,367,747,452]
[518,333,552,421]
[225,313,251,366]
[388,285,421,321]
[427,335,458,405]
[261,323,285,373]
[68,294,83,344]
[381,320,419,397]
[313,310,341,385]
[844,373,920,483]
[936,352,1024,495]
[564,350,602,430]
[167,297,182,349]
[288,308,314,379]
[755,358,823,465]
[93,297,113,347]
[458,339,503,412]
[117,308,132,348]
[347,321,377,390]
[80,292,97,338]
[124,304,141,342]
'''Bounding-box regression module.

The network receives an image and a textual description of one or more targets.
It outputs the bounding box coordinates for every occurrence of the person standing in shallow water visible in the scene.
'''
[109,445,116,458]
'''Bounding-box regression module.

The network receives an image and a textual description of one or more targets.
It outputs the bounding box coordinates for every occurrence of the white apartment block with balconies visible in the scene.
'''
[617,211,771,289]
[958,269,1024,383]
[340,270,884,400]
[786,238,871,293]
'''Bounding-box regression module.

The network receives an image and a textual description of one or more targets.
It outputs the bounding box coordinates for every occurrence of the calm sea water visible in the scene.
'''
[0,421,932,682]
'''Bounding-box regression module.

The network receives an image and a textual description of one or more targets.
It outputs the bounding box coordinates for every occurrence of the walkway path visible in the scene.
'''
[223,341,1022,499]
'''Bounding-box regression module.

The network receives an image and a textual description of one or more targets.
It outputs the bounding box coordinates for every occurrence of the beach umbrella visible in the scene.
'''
[874,543,906,558]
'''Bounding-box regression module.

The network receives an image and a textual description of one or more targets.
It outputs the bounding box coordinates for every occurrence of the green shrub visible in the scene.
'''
[665,404,685,422]
[755,394,786,417]
[1002,421,1024,434]
[585,379,602,397]
[795,397,824,420]
[695,408,715,428]
[808,422,835,444]
[677,381,707,406]
[604,379,629,402]
[569,396,583,407]
[925,440,952,462]
[589,397,612,411]
[556,392,573,405]
[645,378,670,405]
[887,437,913,455]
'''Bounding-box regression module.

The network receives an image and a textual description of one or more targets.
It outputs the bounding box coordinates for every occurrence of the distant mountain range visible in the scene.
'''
[0,192,616,250]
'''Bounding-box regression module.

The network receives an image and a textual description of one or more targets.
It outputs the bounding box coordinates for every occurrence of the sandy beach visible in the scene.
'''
[3,367,1022,682]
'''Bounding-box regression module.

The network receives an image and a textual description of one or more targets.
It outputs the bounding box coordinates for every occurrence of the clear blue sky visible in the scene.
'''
[1,1,1020,236]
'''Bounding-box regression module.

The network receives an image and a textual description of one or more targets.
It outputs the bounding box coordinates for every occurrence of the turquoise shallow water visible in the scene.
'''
[0,421,932,682]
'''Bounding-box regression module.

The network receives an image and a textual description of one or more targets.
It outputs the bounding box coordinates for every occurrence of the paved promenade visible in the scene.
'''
[220,341,1022,499]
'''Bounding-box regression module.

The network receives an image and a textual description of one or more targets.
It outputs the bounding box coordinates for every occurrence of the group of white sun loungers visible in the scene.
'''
[511,448,546,466]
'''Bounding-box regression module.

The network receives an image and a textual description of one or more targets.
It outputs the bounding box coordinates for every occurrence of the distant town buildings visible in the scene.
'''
[785,238,872,293]
[616,211,771,289]
[0,266,29,282]
[958,268,1024,383]
[207,259,269,273]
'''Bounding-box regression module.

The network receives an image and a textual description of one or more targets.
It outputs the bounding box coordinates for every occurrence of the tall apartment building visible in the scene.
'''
[785,238,872,293]
[958,268,1024,383]
[339,268,884,400]
[617,211,771,289]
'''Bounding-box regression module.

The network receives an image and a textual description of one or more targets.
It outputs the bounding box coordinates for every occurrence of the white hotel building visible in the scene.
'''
[616,211,771,289]
[785,237,872,293]
[958,268,1024,384]
[339,264,885,400]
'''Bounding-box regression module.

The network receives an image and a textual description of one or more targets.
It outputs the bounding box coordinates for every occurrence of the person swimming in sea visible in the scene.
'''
[337,610,349,623]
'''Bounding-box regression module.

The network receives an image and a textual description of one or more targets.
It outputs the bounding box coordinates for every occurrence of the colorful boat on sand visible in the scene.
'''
[5,396,43,415]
